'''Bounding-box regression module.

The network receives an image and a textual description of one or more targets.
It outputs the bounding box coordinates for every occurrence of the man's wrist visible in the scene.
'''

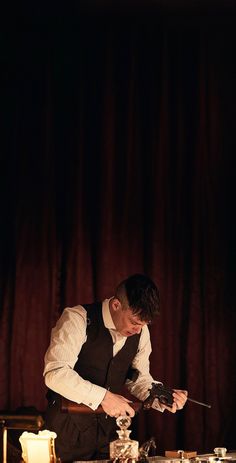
[82,385,107,410]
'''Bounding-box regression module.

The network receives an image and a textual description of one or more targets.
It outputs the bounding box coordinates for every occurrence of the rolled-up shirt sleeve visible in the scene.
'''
[125,325,164,412]
[43,306,106,410]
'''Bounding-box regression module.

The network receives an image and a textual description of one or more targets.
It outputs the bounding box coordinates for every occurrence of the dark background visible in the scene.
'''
[1,0,236,456]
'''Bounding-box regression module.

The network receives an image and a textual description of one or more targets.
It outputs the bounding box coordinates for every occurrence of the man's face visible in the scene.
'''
[110,299,147,336]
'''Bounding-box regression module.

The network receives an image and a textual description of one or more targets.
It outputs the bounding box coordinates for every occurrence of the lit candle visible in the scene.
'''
[19,429,57,462]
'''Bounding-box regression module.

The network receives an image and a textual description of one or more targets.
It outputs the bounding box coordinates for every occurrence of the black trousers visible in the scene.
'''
[44,398,117,462]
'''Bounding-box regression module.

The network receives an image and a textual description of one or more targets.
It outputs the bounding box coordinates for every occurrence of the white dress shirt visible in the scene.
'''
[44,298,163,411]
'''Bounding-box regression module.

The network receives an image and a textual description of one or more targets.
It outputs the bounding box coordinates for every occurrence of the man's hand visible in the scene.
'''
[101,390,135,418]
[162,389,188,413]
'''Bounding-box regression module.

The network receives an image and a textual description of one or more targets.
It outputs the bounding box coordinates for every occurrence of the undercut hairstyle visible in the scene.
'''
[115,274,160,322]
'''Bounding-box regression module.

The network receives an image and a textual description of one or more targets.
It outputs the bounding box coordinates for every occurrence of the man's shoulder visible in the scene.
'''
[139,324,151,343]
[63,304,87,319]
[63,302,102,317]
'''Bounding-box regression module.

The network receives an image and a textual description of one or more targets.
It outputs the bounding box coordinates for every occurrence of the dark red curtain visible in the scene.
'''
[1,3,236,455]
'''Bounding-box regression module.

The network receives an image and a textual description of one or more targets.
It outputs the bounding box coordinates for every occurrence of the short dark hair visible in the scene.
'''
[115,274,160,322]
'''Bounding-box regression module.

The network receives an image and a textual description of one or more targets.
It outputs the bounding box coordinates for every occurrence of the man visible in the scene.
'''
[44,274,187,462]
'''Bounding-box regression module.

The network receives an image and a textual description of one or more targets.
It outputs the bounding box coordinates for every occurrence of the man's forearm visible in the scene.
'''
[44,368,106,410]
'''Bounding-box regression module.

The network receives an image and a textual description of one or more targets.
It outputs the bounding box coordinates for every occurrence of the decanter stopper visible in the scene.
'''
[110,415,139,462]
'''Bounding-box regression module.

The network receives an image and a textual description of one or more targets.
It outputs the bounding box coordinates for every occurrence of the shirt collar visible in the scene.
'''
[102,298,117,330]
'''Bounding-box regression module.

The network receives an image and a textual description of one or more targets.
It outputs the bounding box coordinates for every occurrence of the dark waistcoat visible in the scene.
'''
[73,302,141,393]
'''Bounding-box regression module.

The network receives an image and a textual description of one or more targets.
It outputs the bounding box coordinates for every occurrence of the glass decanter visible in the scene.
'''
[110,416,139,462]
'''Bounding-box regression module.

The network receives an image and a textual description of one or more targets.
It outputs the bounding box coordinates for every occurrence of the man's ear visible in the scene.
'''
[111,297,121,312]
